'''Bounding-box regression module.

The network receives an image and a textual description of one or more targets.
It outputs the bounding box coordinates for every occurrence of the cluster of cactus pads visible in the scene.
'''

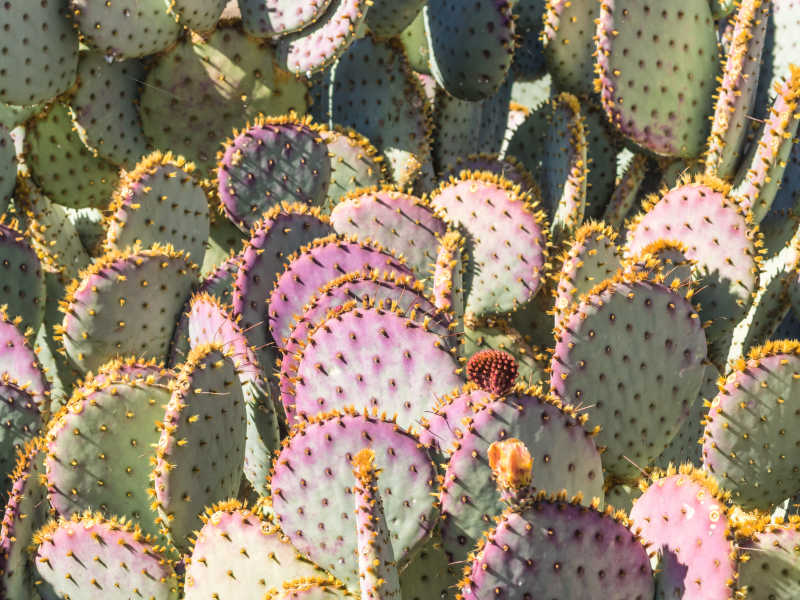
[3,0,800,598]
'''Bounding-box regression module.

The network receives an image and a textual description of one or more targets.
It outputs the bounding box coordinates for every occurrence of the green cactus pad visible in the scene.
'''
[271,409,439,588]
[25,102,120,210]
[506,92,588,241]
[735,66,800,223]
[33,512,180,600]
[216,114,331,232]
[171,292,281,497]
[704,0,771,180]
[602,152,648,229]
[59,244,198,373]
[168,0,228,33]
[276,0,370,75]
[0,1,78,105]
[595,0,719,158]
[738,518,800,599]
[439,389,604,563]
[398,533,457,600]
[330,186,446,285]
[152,344,247,551]
[542,0,601,97]
[0,379,42,495]
[655,363,719,469]
[432,91,484,174]
[330,35,432,187]
[0,221,46,334]
[460,493,654,600]
[366,0,426,38]
[17,178,91,283]
[553,221,621,326]
[626,174,760,366]
[67,207,105,256]
[43,361,173,537]
[424,0,516,101]
[184,500,327,600]
[399,10,432,75]
[443,154,537,194]
[68,0,181,60]
[292,301,462,428]
[583,101,622,219]
[319,126,386,212]
[703,340,800,510]
[0,125,14,206]
[550,271,708,482]
[140,22,309,171]
[0,439,51,600]
[105,151,209,264]
[428,171,549,316]
[69,51,149,168]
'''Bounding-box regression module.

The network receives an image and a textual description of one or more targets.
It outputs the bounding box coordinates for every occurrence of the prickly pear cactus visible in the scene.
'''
[0,220,46,334]
[271,409,438,589]
[550,270,708,482]
[58,244,198,373]
[217,114,331,232]
[32,512,180,600]
[703,340,800,510]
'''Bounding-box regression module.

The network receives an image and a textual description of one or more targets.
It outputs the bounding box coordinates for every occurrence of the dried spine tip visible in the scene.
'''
[466,349,518,395]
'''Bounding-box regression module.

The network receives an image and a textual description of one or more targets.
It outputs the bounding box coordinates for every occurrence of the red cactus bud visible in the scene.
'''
[466,349,517,395]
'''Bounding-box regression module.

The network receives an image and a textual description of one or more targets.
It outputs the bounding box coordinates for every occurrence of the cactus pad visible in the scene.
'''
[439,389,604,563]
[460,493,654,600]
[550,271,708,482]
[319,126,386,212]
[428,171,548,316]
[33,512,180,600]
[105,151,210,264]
[239,0,332,38]
[59,244,198,373]
[628,465,740,600]
[217,114,331,232]
[292,301,462,428]
[268,235,411,348]
[0,221,46,334]
[0,307,49,410]
[271,409,438,588]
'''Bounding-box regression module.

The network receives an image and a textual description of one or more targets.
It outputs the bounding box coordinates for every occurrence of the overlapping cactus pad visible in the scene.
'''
[4,1,800,598]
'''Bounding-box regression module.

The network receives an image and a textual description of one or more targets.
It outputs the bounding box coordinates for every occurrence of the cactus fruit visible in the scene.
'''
[271,409,438,588]
[184,500,327,600]
[32,511,180,600]
[629,465,741,600]
[43,360,173,538]
[550,270,708,482]
[439,388,604,563]
[465,349,517,396]
[0,1,78,106]
[140,22,309,171]
[424,0,516,101]
[460,491,654,600]
[595,0,720,158]
[702,340,800,510]
[105,151,210,264]
[330,187,447,286]
[58,243,198,373]
[291,301,462,428]
[217,114,332,232]
[152,344,247,551]
[428,171,549,316]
